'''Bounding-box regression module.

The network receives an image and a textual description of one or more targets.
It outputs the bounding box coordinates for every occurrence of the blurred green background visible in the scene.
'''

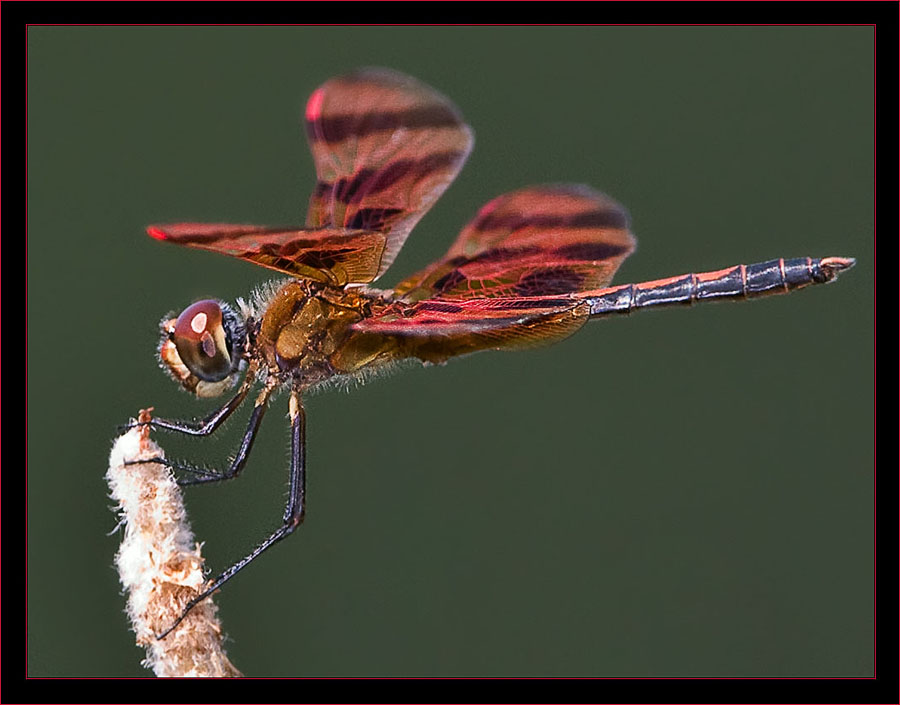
[27,26,873,677]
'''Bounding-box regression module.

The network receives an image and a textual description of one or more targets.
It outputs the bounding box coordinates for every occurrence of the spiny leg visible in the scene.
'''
[129,384,276,486]
[174,386,276,485]
[122,364,258,437]
[156,387,307,640]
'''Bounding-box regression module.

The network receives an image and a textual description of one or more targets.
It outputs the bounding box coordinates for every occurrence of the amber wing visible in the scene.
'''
[147,69,471,285]
[146,224,387,285]
[304,68,474,279]
[351,185,637,360]
[394,185,635,300]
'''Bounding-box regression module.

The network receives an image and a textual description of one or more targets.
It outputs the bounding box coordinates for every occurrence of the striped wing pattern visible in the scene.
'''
[354,185,636,355]
[146,224,387,285]
[351,295,594,363]
[148,73,638,357]
[393,185,635,301]
[147,69,471,285]
[305,68,474,279]
[355,294,588,335]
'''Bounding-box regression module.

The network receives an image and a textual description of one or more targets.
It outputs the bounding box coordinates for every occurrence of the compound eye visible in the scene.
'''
[172,300,234,382]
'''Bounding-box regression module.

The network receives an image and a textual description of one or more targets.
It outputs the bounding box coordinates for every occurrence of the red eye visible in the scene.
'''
[173,300,233,381]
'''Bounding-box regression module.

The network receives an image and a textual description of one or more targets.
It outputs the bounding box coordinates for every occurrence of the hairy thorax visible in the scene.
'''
[254,280,401,387]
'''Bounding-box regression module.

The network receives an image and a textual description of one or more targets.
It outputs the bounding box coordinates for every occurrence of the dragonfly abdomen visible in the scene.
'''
[586,256,855,318]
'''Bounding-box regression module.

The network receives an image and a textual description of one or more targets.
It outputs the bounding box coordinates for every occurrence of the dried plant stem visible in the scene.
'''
[107,409,242,678]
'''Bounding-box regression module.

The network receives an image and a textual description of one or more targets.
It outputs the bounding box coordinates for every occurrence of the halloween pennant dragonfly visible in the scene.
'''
[135,68,855,638]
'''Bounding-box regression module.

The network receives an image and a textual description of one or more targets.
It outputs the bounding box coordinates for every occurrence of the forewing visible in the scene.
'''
[394,185,635,301]
[304,68,474,279]
[147,224,387,285]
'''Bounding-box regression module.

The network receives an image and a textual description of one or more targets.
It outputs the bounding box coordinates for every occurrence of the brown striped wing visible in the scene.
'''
[146,224,387,285]
[393,185,636,301]
[350,294,594,364]
[349,185,635,361]
[304,68,474,279]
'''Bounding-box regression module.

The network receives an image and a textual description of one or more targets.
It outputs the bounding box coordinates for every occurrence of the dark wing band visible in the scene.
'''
[147,224,387,285]
[394,185,635,301]
[304,68,474,280]
[349,294,593,364]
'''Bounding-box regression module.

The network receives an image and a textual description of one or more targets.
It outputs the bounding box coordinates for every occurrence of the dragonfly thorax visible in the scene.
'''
[256,280,370,386]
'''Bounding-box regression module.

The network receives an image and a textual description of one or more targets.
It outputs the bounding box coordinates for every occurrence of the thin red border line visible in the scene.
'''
[23,23,881,27]
[871,22,876,679]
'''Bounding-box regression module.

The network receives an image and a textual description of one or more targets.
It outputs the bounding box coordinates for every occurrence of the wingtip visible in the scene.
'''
[305,87,325,123]
[146,226,168,241]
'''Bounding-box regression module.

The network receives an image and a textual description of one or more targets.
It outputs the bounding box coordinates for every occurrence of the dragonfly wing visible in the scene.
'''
[146,224,387,285]
[347,294,592,365]
[304,68,474,279]
[394,185,635,301]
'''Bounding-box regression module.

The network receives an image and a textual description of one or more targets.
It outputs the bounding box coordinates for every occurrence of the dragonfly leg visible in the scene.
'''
[125,385,275,486]
[156,387,307,640]
[120,370,256,437]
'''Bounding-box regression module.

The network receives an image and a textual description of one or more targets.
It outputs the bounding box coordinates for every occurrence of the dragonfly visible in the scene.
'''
[135,68,855,638]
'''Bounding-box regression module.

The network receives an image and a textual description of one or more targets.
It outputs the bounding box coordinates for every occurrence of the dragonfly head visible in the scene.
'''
[158,299,248,398]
